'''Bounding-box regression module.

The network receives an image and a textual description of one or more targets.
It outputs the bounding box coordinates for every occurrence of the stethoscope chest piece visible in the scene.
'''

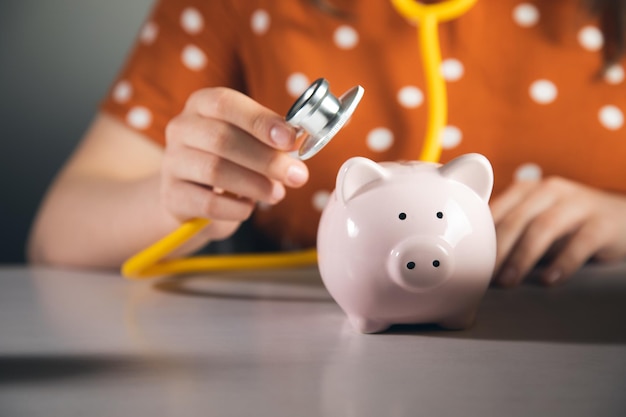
[286,78,364,160]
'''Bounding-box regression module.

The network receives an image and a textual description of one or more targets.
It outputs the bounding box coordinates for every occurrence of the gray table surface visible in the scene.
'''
[1,264,625,417]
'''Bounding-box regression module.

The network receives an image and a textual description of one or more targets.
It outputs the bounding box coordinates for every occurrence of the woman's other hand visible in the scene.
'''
[491,177,626,287]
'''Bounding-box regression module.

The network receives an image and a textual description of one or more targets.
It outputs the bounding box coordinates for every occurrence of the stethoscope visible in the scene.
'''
[122,0,477,279]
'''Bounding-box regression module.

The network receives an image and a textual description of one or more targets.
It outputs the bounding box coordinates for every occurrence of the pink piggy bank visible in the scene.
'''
[317,153,496,333]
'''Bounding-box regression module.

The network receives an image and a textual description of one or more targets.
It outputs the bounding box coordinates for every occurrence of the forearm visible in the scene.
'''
[27,173,205,269]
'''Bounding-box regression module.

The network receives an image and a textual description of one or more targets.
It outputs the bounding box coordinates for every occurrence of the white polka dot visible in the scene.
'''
[397,86,424,108]
[440,126,462,149]
[366,127,394,152]
[251,9,270,35]
[512,3,540,27]
[441,58,464,81]
[181,44,207,71]
[112,80,132,103]
[140,21,158,44]
[126,106,152,130]
[180,7,204,35]
[529,79,557,104]
[578,26,603,51]
[333,25,359,49]
[286,73,310,98]
[515,163,542,182]
[312,190,331,212]
[598,105,624,130]
[604,64,624,85]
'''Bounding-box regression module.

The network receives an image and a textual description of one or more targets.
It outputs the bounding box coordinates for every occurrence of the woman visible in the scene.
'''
[28,0,626,287]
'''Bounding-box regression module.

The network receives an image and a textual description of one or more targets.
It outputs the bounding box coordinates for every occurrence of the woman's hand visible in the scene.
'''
[490,177,626,287]
[162,87,310,241]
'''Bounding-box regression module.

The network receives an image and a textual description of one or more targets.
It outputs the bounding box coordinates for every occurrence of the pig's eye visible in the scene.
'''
[432,260,440,268]
[436,211,444,219]
[398,212,407,220]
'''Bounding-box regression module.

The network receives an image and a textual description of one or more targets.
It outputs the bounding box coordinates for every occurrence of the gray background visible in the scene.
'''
[0,0,154,263]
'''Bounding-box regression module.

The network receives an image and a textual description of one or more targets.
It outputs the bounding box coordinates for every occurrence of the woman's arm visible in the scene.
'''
[28,113,186,268]
[28,88,310,269]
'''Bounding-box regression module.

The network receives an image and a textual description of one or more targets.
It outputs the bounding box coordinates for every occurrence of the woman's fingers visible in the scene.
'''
[539,220,605,285]
[186,87,298,151]
[492,180,557,275]
[542,192,626,285]
[492,176,626,288]
[163,144,286,205]
[161,177,255,223]
[167,112,308,188]
[494,199,587,287]
[490,180,536,223]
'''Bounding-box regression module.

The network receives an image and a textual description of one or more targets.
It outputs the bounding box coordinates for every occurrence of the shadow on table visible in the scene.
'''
[0,354,202,385]
[389,267,626,345]
[150,264,626,345]
[152,267,333,303]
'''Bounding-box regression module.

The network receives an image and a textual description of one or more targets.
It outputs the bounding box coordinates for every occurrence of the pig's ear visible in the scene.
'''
[439,153,493,202]
[337,157,388,204]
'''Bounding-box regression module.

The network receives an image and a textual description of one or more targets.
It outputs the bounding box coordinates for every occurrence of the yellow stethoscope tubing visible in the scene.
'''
[391,0,477,23]
[391,0,478,162]
[120,217,317,278]
[121,0,476,280]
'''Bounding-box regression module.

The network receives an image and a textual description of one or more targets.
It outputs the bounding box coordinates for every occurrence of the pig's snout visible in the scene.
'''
[387,236,454,292]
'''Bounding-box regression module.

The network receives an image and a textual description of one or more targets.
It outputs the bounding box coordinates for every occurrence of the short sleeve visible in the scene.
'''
[100,0,244,146]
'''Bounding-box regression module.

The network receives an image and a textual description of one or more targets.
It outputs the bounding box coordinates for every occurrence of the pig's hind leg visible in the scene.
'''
[349,316,390,334]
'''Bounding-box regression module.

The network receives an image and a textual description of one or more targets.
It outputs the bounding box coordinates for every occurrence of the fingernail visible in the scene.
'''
[286,164,309,187]
[497,266,518,287]
[270,125,293,150]
[270,182,285,203]
[543,268,562,285]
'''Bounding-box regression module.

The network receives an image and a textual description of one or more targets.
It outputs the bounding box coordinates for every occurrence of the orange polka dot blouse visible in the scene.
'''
[102,0,626,250]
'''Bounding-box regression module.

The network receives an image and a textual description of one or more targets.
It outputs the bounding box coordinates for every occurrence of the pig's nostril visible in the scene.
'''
[406,262,416,270]
[432,260,440,268]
